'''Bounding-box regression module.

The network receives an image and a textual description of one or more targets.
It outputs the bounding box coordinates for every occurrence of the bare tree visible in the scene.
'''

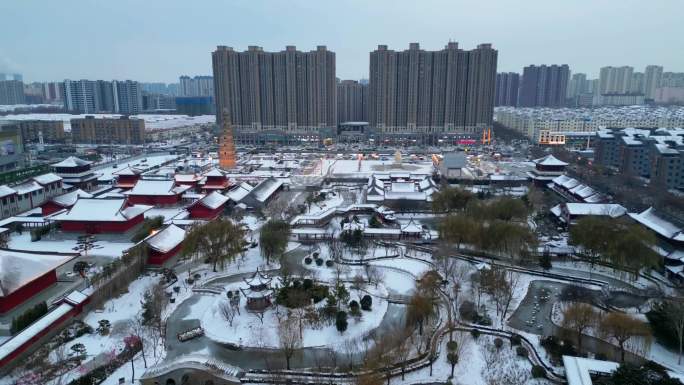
[498,270,520,325]
[329,238,344,261]
[129,315,149,368]
[394,329,413,380]
[219,300,237,327]
[599,312,651,362]
[141,281,167,344]
[366,265,385,287]
[252,309,266,325]
[343,338,359,371]
[668,300,684,365]
[278,312,302,370]
[561,302,599,352]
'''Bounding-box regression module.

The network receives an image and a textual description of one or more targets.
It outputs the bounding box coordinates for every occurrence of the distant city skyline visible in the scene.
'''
[1,0,682,83]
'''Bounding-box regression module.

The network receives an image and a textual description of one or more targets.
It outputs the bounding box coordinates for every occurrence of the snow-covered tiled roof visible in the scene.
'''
[0,185,16,198]
[53,198,151,222]
[122,204,153,219]
[250,178,283,203]
[51,156,91,168]
[564,203,627,218]
[51,189,93,207]
[0,303,75,364]
[391,182,416,193]
[13,181,42,195]
[174,173,201,182]
[562,356,618,385]
[628,207,684,241]
[125,179,190,196]
[32,173,62,185]
[401,220,424,233]
[145,224,185,253]
[533,154,568,167]
[204,168,225,177]
[112,166,144,176]
[0,250,76,297]
[195,191,229,210]
[226,182,253,202]
[63,290,89,306]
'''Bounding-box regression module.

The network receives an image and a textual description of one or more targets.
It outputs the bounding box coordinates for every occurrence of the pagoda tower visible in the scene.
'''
[219,108,237,169]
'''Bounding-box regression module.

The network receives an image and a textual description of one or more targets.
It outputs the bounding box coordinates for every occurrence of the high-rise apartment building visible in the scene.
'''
[644,65,663,99]
[567,73,588,98]
[113,80,143,114]
[0,73,22,81]
[0,80,26,105]
[63,79,99,113]
[337,79,368,122]
[369,42,497,142]
[212,45,336,143]
[41,82,63,103]
[599,66,634,94]
[179,76,214,97]
[629,72,645,94]
[62,79,143,114]
[495,72,520,107]
[661,72,684,88]
[519,64,570,107]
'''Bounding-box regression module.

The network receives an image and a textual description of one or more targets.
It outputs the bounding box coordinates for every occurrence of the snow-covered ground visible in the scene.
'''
[200,281,389,350]
[8,232,133,259]
[390,333,550,385]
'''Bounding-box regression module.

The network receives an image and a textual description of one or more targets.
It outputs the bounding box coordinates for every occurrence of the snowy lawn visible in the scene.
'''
[369,257,432,278]
[200,281,389,350]
[389,333,551,385]
[8,232,133,259]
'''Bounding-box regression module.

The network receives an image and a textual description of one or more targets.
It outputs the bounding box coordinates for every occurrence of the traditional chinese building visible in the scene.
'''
[41,189,93,215]
[199,169,231,192]
[174,173,203,188]
[113,166,144,189]
[124,179,191,206]
[51,156,99,191]
[187,191,229,220]
[52,197,151,233]
[240,269,273,310]
[0,250,76,313]
[527,154,568,185]
[144,224,186,265]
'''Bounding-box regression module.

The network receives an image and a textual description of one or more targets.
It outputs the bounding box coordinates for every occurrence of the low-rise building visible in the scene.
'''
[17,120,65,144]
[124,179,191,206]
[365,174,438,206]
[550,202,627,225]
[0,250,77,313]
[70,116,145,144]
[240,177,284,208]
[51,156,99,191]
[52,197,151,233]
[527,154,568,185]
[594,127,684,190]
[0,173,63,218]
[187,191,229,220]
[144,224,186,265]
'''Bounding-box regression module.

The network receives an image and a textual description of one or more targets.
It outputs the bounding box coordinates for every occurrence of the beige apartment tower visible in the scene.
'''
[212,45,336,144]
[369,42,497,143]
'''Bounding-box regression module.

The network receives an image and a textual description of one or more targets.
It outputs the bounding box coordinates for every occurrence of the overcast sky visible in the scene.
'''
[1,0,681,83]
